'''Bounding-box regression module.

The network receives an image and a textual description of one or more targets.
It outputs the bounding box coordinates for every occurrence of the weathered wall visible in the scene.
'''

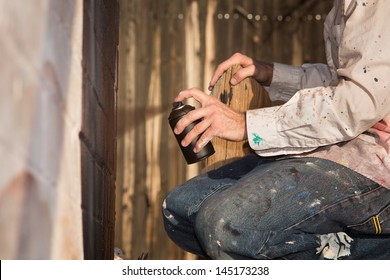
[0,0,119,260]
[0,0,83,259]
[116,0,333,260]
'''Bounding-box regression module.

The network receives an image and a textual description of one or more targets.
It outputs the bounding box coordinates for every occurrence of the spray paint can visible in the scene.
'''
[168,101,215,164]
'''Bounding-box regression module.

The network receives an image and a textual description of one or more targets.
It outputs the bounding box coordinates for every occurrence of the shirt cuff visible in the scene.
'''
[268,63,303,102]
[246,106,280,152]
[246,106,317,156]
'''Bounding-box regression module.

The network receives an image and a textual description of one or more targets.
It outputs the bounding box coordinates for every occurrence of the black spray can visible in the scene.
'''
[168,101,215,164]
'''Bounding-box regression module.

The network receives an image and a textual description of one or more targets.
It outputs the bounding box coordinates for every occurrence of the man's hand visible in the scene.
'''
[174,88,247,153]
[208,52,274,91]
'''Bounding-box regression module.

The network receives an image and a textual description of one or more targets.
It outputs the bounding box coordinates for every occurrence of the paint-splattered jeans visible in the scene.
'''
[162,154,390,259]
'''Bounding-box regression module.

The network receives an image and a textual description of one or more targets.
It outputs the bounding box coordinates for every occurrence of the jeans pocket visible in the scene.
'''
[346,204,390,235]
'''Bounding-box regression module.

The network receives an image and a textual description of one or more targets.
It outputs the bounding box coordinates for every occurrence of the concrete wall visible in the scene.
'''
[0,0,84,259]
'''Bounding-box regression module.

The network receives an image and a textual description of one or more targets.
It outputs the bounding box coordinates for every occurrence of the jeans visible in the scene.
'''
[162,154,390,259]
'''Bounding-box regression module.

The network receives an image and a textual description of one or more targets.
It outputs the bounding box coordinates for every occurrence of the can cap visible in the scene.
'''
[172,101,184,109]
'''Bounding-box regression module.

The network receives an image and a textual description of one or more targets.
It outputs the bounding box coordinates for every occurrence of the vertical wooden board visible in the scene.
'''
[116,0,194,260]
[203,0,217,91]
[158,0,190,259]
[214,0,232,65]
[144,3,165,258]
[82,0,119,259]
[160,0,188,189]
[115,0,129,257]
[117,0,142,259]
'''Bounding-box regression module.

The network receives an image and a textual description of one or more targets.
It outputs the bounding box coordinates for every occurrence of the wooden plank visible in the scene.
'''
[115,0,137,259]
[205,64,271,171]
[81,0,119,259]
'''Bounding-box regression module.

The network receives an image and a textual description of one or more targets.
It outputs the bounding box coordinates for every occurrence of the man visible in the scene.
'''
[163,0,390,259]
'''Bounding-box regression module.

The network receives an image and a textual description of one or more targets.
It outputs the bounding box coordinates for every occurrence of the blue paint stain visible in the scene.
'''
[296,191,310,205]
[252,133,265,145]
[297,191,310,200]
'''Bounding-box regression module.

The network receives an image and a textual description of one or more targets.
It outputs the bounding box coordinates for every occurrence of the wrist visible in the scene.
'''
[261,62,274,87]
[242,112,248,140]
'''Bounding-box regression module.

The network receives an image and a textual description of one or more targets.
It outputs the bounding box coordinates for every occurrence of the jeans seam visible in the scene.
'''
[255,230,272,259]
[346,203,390,232]
[284,185,385,231]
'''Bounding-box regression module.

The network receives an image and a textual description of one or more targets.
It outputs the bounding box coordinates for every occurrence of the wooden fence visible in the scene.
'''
[116,0,333,260]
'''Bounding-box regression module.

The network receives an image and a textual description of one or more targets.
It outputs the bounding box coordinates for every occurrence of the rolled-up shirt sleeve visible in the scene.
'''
[268,62,336,103]
[247,1,390,157]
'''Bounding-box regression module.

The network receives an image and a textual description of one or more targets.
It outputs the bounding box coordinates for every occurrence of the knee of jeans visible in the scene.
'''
[162,188,192,227]
[195,200,276,259]
[194,201,238,258]
[161,192,178,225]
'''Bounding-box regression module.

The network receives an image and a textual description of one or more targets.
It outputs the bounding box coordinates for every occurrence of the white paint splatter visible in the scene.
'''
[309,199,321,208]
[216,240,221,247]
[327,170,337,176]
[316,232,353,260]
[285,241,296,245]
[199,138,211,149]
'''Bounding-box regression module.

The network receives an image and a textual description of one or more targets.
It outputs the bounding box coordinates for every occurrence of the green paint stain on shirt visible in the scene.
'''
[252,133,265,145]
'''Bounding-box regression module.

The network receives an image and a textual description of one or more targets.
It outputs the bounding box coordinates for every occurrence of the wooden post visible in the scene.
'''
[205,65,271,171]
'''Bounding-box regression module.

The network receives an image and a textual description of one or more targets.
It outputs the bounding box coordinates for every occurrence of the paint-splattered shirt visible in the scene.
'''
[246,0,390,189]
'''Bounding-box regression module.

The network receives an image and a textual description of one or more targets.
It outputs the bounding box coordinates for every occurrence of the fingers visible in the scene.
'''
[174,105,214,153]
[209,52,253,90]
[194,128,214,153]
[230,65,257,85]
[172,84,247,153]
[181,117,213,152]
[174,106,209,136]
[173,89,216,152]
[175,87,208,104]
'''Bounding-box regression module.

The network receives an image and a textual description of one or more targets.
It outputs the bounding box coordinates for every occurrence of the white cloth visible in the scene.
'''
[246,0,390,189]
